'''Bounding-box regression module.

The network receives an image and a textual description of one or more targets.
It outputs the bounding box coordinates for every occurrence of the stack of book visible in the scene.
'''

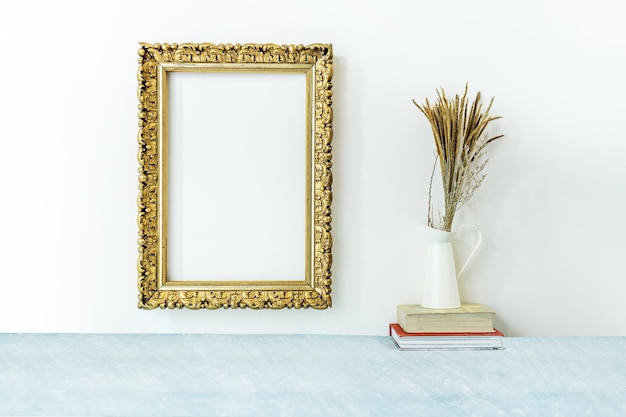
[390,304,504,350]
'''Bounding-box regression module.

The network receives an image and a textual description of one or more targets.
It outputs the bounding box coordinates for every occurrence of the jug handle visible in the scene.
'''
[455,224,482,279]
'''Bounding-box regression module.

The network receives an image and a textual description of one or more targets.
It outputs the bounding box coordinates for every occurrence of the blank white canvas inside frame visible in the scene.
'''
[167,71,306,281]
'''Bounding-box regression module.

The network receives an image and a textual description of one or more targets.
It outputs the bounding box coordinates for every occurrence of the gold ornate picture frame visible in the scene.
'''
[137,43,333,309]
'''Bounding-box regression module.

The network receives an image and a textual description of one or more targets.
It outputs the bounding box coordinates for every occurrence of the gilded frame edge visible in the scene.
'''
[136,42,333,310]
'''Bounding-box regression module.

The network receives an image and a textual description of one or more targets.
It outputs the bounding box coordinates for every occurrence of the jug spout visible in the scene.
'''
[421,224,453,244]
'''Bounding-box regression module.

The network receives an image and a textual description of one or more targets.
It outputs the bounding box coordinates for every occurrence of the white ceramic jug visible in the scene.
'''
[420,224,482,309]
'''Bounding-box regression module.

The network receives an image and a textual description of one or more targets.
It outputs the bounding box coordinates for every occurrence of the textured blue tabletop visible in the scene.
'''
[0,334,625,416]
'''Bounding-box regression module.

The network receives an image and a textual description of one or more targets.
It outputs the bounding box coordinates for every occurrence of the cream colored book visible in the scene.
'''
[397,304,495,333]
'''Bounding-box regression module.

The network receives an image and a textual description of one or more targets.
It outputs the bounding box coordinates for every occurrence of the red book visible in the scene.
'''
[389,323,504,338]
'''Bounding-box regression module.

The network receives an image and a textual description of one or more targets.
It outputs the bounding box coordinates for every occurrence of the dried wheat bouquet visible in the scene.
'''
[413,84,504,231]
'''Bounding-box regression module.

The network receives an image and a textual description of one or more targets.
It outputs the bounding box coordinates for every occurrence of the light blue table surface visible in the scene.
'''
[0,334,625,416]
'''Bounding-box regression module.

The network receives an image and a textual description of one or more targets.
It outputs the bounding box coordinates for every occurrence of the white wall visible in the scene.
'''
[1,0,625,336]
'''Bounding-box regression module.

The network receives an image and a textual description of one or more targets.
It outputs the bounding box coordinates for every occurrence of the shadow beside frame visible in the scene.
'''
[137,43,333,309]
